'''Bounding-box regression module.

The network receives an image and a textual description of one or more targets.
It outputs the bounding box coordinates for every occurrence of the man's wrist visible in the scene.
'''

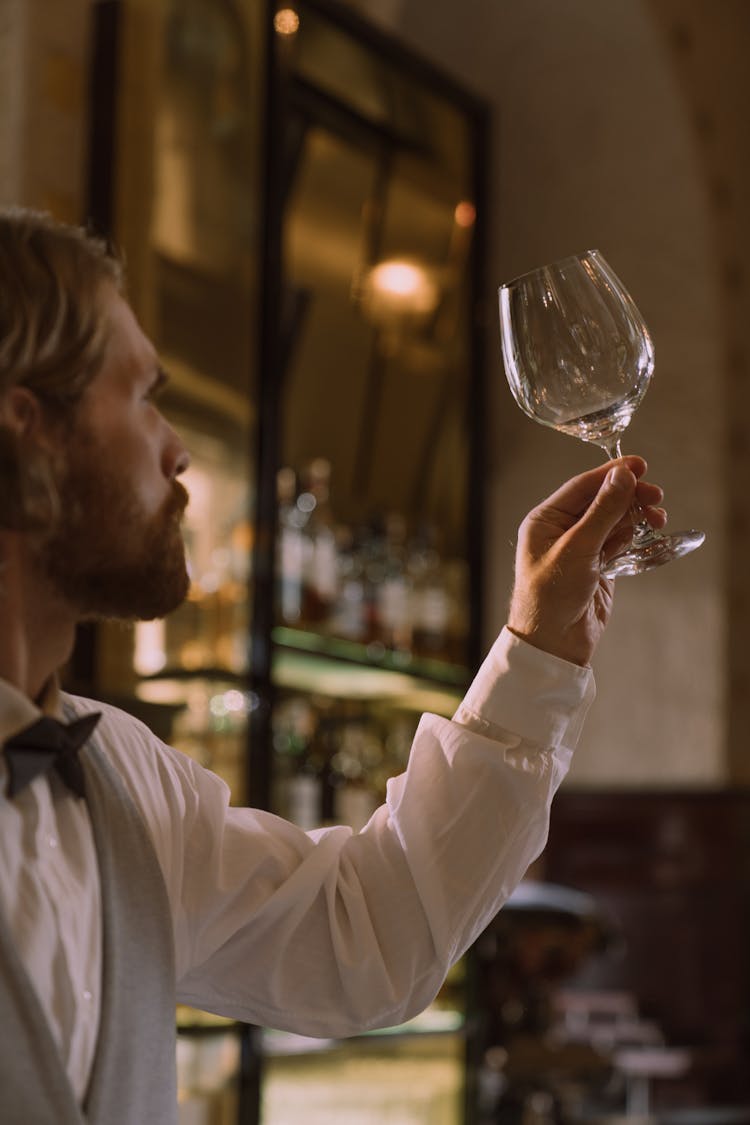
[505,623,593,668]
[455,627,595,749]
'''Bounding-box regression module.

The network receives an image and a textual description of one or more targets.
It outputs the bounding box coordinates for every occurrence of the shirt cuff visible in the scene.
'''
[453,626,595,749]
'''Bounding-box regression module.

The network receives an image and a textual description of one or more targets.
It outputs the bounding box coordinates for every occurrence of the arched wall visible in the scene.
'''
[353,0,727,786]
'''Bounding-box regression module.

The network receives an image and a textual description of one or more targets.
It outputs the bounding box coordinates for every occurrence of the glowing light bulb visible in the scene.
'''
[274,8,300,35]
[367,259,439,316]
[454,200,476,228]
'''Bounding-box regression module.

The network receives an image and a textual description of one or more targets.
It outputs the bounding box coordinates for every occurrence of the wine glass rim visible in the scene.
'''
[498,248,603,292]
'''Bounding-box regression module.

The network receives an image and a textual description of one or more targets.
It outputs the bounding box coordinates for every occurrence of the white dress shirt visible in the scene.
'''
[0,627,594,1104]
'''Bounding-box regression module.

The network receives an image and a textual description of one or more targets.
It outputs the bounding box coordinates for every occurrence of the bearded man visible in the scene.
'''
[0,207,666,1125]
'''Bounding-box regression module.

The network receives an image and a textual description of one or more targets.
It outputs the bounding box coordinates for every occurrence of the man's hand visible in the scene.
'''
[507,457,666,666]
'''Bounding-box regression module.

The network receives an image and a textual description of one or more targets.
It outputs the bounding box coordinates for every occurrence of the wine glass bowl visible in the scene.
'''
[498,250,705,578]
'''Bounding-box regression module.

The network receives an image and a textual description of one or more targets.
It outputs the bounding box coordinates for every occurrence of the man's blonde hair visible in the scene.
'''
[0,207,123,531]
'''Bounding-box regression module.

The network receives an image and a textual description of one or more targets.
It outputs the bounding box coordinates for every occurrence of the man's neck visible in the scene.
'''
[0,537,77,700]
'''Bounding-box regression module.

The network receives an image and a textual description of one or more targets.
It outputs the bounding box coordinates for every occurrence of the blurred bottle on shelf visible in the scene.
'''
[442,557,470,665]
[277,458,340,629]
[329,525,368,642]
[359,520,387,646]
[274,455,470,668]
[271,695,324,829]
[169,681,249,803]
[407,527,450,661]
[376,513,413,655]
[277,466,306,626]
[300,457,338,625]
[271,694,422,832]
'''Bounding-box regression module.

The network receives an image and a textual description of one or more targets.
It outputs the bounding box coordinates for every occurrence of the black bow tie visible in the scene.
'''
[3,713,101,799]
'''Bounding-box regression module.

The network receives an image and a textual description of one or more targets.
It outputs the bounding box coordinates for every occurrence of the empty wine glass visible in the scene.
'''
[498,249,705,577]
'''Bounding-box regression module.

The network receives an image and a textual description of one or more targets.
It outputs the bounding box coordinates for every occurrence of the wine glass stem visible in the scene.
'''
[601,438,654,543]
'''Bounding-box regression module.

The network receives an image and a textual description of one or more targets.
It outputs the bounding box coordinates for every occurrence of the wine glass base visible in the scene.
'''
[602,529,706,579]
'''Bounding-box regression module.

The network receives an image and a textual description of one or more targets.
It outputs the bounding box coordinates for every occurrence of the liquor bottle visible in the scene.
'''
[217,517,252,672]
[329,527,368,642]
[360,519,387,645]
[299,457,338,626]
[376,512,413,654]
[276,466,306,625]
[271,695,323,829]
[409,525,450,660]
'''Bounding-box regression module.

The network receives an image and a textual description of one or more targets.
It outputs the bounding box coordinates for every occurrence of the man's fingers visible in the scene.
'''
[635,482,665,511]
[541,456,648,520]
[563,465,638,555]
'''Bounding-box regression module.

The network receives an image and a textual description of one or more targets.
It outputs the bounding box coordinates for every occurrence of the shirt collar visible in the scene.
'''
[0,674,64,744]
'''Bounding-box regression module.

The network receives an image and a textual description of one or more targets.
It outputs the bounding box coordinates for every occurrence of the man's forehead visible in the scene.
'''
[101,289,159,375]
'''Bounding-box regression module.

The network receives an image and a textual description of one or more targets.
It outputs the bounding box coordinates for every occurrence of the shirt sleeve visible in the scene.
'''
[89,628,594,1037]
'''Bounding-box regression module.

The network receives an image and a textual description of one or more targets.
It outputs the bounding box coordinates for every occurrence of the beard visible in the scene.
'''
[37,427,191,622]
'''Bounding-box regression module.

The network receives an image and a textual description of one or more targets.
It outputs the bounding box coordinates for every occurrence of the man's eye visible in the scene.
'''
[145,379,167,403]
[143,367,169,403]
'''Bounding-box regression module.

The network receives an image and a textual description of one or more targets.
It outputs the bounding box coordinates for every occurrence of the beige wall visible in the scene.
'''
[645,1,750,783]
[354,0,738,787]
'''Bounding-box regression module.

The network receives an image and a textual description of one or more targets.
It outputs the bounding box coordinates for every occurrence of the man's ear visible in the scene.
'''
[1,386,51,446]
[3,385,39,430]
[0,391,61,531]
[0,389,61,532]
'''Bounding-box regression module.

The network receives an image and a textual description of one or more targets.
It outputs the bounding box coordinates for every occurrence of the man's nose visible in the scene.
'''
[164,425,191,479]
[174,444,191,477]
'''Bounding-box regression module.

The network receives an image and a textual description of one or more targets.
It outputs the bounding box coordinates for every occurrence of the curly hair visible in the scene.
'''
[0,207,123,531]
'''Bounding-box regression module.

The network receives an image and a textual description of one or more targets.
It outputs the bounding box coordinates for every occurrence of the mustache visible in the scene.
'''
[166,480,190,520]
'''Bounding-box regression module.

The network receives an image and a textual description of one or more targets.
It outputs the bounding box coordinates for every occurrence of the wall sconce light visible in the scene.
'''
[274,8,300,35]
[356,257,441,327]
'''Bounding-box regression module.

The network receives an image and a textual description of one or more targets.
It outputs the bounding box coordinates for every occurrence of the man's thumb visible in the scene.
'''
[570,466,636,551]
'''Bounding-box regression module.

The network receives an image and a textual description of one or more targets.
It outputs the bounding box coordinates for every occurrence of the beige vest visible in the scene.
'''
[0,732,178,1123]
